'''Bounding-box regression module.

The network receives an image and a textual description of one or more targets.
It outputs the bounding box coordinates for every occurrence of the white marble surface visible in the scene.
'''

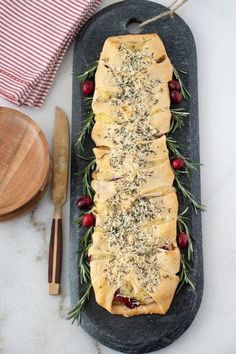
[0,0,236,353]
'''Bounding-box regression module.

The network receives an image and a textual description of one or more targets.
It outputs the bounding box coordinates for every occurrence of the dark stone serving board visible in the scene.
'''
[69,1,203,353]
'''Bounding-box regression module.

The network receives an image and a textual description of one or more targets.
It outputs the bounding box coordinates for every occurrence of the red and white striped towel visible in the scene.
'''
[0,0,102,107]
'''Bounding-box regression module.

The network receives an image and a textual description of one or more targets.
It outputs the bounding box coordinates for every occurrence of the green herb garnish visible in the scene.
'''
[173,67,191,99]
[177,254,195,293]
[82,159,96,198]
[76,111,95,152]
[66,283,92,324]
[170,108,189,133]
[175,173,206,213]
[178,207,194,260]
[77,61,98,83]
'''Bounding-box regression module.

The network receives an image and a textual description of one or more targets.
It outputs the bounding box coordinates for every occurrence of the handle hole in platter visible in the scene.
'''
[126,18,142,34]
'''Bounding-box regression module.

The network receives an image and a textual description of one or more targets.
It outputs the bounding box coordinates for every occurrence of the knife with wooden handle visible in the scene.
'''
[48,107,69,295]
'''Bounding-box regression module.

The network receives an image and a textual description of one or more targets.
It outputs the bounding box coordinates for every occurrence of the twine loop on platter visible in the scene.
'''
[139,0,189,28]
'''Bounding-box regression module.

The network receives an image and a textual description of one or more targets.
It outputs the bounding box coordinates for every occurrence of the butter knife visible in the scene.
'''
[48,107,69,295]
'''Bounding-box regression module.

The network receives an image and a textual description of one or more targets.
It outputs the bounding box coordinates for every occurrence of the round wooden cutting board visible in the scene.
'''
[0,107,51,219]
[0,161,52,221]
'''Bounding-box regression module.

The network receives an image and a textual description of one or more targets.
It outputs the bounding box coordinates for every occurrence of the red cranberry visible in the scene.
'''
[171,158,185,170]
[114,291,140,309]
[77,196,93,210]
[82,213,95,228]
[168,80,181,91]
[177,232,189,248]
[170,90,183,104]
[82,80,95,96]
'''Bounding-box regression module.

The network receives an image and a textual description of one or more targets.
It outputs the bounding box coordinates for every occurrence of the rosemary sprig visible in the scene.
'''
[84,96,93,102]
[177,253,195,293]
[67,283,92,324]
[77,61,98,83]
[173,67,191,99]
[83,96,93,108]
[80,227,93,247]
[76,111,95,152]
[77,154,95,161]
[170,108,189,133]
[82,159,96,198]
[76,91,95,152]
[68,227,94,323]
[168,119,205,215]
[175,173,206,213]
[166,137,197,171]
[68,85,96,323]
[177,207,194,260]
[79,242,92,285]
[75,215,83,226]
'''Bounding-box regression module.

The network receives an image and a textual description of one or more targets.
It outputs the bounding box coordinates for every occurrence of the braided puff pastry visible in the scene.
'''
[89,34,180,316]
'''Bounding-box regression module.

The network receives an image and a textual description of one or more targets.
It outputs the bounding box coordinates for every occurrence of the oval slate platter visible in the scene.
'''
[69,1,203,353]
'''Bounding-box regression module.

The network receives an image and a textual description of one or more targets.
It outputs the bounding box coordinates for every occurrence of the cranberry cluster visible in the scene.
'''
[77,196,95,228]
[168,79,183,104]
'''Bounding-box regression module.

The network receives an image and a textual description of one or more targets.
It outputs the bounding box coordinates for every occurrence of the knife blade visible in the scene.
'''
[48,107,69,295]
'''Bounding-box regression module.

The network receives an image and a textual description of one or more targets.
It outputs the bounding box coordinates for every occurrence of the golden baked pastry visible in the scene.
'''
[93,135,169,178]
[89,33,180,316]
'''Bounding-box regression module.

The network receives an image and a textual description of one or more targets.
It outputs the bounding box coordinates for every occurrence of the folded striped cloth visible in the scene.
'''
[0,0,102,107]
